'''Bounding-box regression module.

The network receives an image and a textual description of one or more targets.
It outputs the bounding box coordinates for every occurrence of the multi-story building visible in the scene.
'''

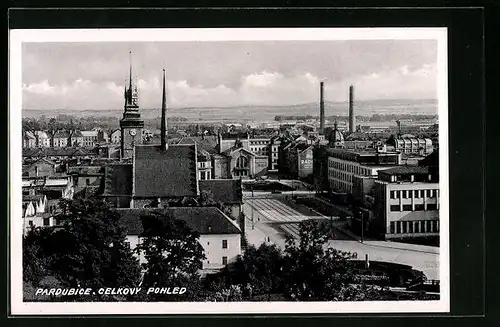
[386,135,434,155]
[279,142,314,179]
[69,130,84,147]
[110,129,121,144]
[118,207,242,270]
[372,166,439,240]
[197,149,213,180]
[23,131,37,148]
[327,147,401,194]
[81,131,98,147]
[52,130,70,148]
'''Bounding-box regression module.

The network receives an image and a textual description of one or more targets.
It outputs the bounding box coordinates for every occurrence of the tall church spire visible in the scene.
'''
[129,51,132,93]
[124,51,138,109]
[161,69,168,151]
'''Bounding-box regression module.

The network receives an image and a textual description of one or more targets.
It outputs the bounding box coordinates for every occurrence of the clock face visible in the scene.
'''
[129,129,137,136]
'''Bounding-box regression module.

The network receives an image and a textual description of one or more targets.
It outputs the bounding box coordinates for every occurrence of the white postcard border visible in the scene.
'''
[9,27,449,315]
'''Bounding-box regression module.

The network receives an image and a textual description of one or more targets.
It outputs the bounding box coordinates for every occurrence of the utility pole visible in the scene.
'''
[251,185,255,230]
[360,210,364,243]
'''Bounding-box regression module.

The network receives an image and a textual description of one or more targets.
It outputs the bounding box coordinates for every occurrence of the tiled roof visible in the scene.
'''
[134,145,198,198]
[22,194,45,202]
[177,136,218,154]
[23,147,91,158]
[71,130,84,137]
[53,130,70,139]
[397,210,439,222]
[199,179,243,204]
[23,157,57,170]
[419,150,439,168]
[24,131,36,139]
[102,164,133,196]
[67,165,104,175]
[116,207,241,235]
[81,131,98,137]
[379,166,429,176]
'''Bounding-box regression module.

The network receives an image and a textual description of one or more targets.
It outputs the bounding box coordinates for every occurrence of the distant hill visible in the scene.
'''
[23,98,438,122]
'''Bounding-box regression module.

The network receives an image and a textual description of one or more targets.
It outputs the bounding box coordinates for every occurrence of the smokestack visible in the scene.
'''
[319,82,325,132]
[161,69,168,151]
[349,85,355,133]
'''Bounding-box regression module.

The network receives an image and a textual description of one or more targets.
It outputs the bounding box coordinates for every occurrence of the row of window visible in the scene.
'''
[390,203,438,212]
[199,162,211,168]
[199,171,211,180]
[206,256,228,265]
[329,179,351,193]
[390,189,438,199]
[328,170,353,183]
[389,220,439,234]
[250,141,270,145]
[328,160,372,176]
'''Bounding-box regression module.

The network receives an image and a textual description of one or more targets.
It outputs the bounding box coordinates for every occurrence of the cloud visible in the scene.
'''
[22,63,437,109]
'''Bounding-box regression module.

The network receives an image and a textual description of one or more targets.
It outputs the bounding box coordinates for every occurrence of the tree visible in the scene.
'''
[39,195,140,291]
[23,227,53,287]
[137,211,206,300]
[282,219,359,301]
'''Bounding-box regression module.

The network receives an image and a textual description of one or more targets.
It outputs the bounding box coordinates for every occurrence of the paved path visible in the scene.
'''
[242,195,440,280]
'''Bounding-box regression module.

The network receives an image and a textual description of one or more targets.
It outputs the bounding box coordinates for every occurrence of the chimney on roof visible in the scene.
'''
[160,69,168,151]
[319,81,325,133]
[349,85,355,134]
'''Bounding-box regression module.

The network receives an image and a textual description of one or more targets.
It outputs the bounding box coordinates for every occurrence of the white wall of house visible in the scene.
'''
[200,234,241,269]
[23,216,55,234]
[126,233,241,270]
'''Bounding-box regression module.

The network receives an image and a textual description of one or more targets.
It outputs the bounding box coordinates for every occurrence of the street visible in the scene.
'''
[242,195,440,280]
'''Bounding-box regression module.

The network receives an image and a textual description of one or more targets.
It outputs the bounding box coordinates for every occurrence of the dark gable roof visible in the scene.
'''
[116,207,241,235]
[134,145,198,198]
[419,150,439,168]
[199,179,243,204]
[379,166,429,176]
[102,164,133,196]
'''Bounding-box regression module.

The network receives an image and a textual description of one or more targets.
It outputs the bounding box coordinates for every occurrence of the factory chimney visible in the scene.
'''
[319,81,325,132]
[160,69,168,151]
[349,85,355,133]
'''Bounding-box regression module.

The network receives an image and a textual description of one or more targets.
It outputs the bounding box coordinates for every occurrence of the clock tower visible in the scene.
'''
[120,51,144,159]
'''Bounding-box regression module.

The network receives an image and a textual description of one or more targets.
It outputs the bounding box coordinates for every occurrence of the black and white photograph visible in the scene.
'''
[10,27,449,314]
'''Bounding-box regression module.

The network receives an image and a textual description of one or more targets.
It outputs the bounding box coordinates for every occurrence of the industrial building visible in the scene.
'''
[372,166,439,240]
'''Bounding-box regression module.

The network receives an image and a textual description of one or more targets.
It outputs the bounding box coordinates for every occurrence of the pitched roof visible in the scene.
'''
[102,163,133,196]
[419,150,439,168]
[53,130,70,139]
[199,179,243,204]
[81,131,98,137]
[23,147,91,158]
[134,145,198,198]
[379,166,429,176]
[22,194,45,202]
[23,157,57,169]
[67,165,104,175]
[24,131,36,139]
[116,207,241,235]
[176,136,218,154]
[71,130,84,137]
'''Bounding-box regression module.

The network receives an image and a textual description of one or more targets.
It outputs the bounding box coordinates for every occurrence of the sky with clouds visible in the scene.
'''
[22,40,437,110]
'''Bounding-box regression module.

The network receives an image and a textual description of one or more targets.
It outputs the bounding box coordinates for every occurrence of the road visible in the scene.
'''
[242,195,440,280]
